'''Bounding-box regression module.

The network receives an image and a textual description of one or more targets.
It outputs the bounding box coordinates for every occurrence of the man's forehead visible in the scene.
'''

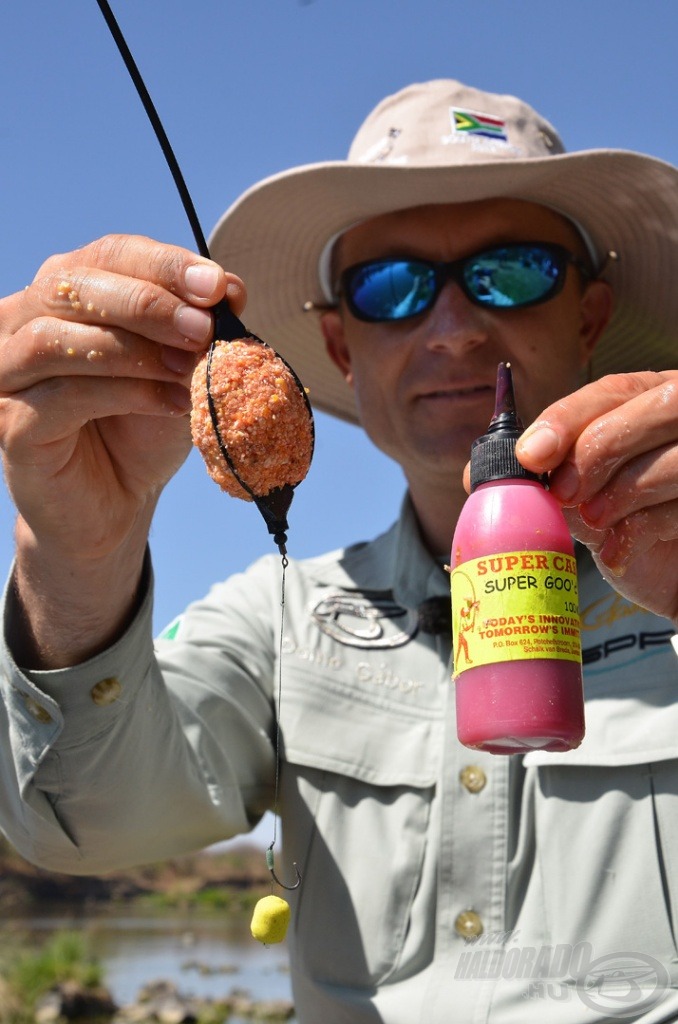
[334,200,585,264]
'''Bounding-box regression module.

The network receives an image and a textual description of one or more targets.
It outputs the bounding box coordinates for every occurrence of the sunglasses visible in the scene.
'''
[339,242,591,323]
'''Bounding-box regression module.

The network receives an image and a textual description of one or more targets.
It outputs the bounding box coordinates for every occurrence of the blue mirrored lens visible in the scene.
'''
[350,261,435,319]
[464,247,560,307]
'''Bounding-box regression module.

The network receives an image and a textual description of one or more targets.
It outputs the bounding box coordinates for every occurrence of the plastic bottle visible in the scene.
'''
[450,362,585,753]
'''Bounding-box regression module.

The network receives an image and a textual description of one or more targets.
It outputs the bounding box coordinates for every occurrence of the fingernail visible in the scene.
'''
[598,532,629,578]
[225,279,245,305]
[161,346,197,375]
[185,263,220,299]
[580,493,607,525]
[518,425,560,465]
[175,304,212,344]
[550,463,580,503]
[165,383,192,413]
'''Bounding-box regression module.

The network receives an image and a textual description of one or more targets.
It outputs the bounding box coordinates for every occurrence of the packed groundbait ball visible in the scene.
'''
[190,337,313,500]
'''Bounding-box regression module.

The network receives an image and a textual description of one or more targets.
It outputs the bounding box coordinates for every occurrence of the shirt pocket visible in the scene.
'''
[523,686,678,967]
[278,661,443,990]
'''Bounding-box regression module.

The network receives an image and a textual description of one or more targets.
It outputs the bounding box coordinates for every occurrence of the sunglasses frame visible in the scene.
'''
[339,242,592,323]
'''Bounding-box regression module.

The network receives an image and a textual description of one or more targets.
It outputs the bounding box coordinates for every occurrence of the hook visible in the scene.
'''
[266,844,301,891]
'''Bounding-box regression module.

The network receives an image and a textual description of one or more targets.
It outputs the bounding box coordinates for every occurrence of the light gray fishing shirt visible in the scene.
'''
[1,496,678,1023]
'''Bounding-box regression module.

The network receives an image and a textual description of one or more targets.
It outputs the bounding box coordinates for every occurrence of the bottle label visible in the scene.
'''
[451,550,581,676]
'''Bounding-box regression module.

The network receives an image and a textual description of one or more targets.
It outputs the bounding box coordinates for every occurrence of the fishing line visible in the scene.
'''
[94,0,303,925]
[95,0,209,259]
[268,555,301,890]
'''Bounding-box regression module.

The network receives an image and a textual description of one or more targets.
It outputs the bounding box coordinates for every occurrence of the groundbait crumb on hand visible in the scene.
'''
[250,894,291,944]
[190,338,313,500]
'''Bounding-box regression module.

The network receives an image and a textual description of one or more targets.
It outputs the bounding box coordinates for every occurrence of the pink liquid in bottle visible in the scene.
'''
[451,363,584,754]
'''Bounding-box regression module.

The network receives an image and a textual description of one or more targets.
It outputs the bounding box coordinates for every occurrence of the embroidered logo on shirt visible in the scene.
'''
[311,592,419,649]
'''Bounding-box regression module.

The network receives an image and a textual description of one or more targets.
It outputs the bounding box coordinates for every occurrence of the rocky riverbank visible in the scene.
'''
[0,839,296,1022]
[35,979,294,1023]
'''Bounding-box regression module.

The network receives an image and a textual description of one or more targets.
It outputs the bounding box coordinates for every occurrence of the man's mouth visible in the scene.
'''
[419,383,494,400]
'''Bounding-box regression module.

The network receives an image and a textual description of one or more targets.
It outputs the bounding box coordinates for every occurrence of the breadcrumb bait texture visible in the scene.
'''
[250,894,291,944]
[190,338,313,500]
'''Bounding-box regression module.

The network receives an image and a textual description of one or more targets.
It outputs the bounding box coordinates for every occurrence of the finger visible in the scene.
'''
[577,442,678,530]
[587,501,678,580]
[7,236,247,351]
[0,317,200,392]
[515,371,678,503]
[0,376,191,456]
[36,234,247,312]
[23,266,216,353]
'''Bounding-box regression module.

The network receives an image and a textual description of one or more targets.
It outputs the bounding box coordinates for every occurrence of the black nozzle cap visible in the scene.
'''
[469,362,544,491]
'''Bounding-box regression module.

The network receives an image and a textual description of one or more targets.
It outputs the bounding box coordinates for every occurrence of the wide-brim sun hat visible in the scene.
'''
[209,79,678,426]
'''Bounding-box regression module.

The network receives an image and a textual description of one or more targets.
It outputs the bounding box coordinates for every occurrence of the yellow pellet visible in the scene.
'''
[250,894,291,944]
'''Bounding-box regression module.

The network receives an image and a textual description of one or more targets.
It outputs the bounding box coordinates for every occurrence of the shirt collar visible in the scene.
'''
[306,493,449,609]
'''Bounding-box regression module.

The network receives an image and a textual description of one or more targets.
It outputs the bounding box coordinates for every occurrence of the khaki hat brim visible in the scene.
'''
[210,149,678,425]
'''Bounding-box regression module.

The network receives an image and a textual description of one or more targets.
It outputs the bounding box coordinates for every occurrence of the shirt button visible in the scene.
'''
[23,695,52,724]
[460,765,487,793]
[455,910,484,939]
[90,678,122,706]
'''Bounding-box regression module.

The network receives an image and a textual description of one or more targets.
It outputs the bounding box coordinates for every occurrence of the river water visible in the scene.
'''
[1,905,296,1018]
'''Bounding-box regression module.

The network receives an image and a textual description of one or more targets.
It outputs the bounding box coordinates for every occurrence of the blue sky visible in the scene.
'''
[1,0,676,636]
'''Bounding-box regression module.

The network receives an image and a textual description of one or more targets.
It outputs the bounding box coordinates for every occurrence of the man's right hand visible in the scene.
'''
[0,234,246,668]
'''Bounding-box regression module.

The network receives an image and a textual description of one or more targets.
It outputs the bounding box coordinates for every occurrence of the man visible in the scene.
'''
[1,79,678,1021]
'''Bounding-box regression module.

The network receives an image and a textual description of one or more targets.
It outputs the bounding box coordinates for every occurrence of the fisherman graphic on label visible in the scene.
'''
[454,573,480,670]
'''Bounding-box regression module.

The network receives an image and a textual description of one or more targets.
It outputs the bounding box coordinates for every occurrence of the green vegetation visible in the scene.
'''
[138,884,263,913]
[0,930,103,1023]
[0,928,296,1023]
[0,834,271,915]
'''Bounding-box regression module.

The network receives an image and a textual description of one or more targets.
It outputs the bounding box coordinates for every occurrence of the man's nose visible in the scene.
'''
[421,281,490,351]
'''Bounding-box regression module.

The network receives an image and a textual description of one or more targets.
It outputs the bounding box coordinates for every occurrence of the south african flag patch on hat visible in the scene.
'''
[451,107,508,142]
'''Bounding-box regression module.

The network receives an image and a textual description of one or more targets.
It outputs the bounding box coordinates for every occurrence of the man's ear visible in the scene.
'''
[579,279,613,365]
[321,310,354,386]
